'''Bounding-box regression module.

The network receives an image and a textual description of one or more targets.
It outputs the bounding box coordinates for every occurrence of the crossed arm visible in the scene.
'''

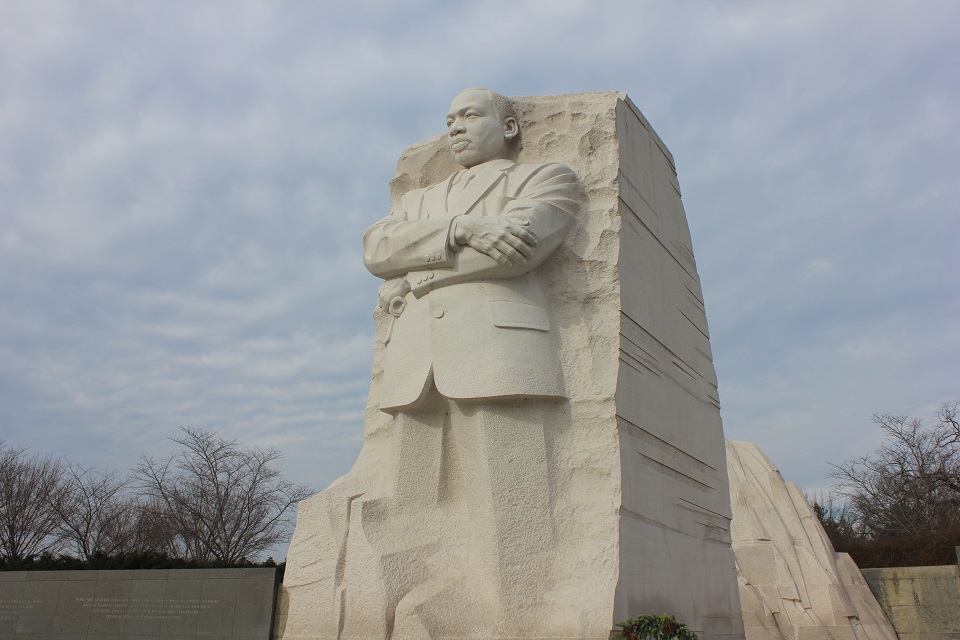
[363,163,581,310]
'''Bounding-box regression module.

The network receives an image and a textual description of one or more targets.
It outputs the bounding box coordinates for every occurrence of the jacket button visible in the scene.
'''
[433,308,444,318]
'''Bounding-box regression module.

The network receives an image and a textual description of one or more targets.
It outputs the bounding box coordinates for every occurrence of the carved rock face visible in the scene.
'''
[280,91,747,640]
[727,440,899,640]
[445,89,517,168]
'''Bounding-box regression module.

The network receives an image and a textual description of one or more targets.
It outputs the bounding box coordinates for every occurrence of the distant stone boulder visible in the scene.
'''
[727,440,897,640]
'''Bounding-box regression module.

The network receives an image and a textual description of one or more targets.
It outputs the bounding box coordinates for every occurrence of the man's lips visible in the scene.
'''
[451,139,470,152]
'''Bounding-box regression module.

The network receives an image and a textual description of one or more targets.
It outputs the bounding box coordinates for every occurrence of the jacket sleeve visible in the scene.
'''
[362,190,456,280]
[407,163,581,297]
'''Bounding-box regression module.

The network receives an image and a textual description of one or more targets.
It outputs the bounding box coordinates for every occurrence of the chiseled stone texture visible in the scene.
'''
[726,440,898,640]
[862,565,960,640]
[280,92,743,639]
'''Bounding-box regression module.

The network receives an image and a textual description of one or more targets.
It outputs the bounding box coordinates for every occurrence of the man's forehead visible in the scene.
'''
[447,90,493,116]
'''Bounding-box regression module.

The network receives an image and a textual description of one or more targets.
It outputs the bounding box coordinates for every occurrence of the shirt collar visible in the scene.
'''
[456,157,514,180]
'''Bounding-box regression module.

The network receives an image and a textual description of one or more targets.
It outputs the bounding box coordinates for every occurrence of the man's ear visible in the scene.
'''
[502,117,519,140]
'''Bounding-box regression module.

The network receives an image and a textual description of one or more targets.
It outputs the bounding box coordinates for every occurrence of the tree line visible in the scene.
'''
[8,404,954,571]
[0,427,312,567]
[811,401,960,568]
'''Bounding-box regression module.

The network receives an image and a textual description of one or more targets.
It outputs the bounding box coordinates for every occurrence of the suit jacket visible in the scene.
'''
[363,158,582,411]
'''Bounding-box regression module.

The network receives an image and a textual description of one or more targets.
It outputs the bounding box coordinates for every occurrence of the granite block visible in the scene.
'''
[158,577,203,637]
[16,579,61,634]
[196,577,238,637]
[0,569,276,639]
[51,578,97,633]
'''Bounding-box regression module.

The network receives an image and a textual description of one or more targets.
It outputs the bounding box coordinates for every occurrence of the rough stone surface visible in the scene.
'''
[726,440,898,640]
[279,92,744,639]
[862,565,960,640]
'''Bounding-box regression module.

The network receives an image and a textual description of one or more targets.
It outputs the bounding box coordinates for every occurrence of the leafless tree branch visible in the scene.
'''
[828,403,960,539]
[134,427,312,562]
[54,464,165,559]
[0,441,70,561]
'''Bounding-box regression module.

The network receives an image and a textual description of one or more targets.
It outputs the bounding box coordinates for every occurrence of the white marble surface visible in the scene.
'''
[727,440,898,640]
[279,91,744,639]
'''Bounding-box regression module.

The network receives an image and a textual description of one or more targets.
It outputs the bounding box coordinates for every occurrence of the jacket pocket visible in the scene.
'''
[490,300,550,331]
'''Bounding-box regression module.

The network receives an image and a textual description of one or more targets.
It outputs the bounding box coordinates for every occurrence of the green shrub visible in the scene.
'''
[614,613,700,640]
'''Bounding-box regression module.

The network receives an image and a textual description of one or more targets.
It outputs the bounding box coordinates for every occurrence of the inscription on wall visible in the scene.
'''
[0,600,40,621]
[0,568,276,639]
[77,596,218,620]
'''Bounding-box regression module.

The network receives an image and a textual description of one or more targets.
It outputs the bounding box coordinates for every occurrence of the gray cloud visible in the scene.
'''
[1,0,957,558]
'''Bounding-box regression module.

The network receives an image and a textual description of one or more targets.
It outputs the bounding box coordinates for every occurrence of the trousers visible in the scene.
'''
[339,386,561,639]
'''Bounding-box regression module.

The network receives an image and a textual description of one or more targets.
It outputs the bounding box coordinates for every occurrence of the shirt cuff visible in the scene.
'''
[447,216,463,252]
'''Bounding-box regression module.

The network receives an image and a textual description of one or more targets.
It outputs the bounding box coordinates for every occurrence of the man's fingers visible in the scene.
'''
[494,240,529,265]
[507,224,538,247]
[473,242,516,266]
[474,243,508,265]
[462,219,541,265]
[505,234,535,259]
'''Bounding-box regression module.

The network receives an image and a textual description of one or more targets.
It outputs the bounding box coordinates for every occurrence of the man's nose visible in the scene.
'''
[448,119,466,135]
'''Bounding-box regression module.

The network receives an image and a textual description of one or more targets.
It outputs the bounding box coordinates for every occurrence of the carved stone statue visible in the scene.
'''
[279,90,745,640]
[355,87,582,636]
[364,88,581,409]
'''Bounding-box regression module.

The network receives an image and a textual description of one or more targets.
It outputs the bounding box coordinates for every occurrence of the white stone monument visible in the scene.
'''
[727,440,898,640]
[278,90,745,640]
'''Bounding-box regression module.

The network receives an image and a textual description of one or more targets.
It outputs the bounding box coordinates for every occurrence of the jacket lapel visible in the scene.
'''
[420,174,457,220]
[447,159,514,217]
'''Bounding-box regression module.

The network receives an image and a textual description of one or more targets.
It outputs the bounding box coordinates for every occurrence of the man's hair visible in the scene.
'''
[462,88,518,125]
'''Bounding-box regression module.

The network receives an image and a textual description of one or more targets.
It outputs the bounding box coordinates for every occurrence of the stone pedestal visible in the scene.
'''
[278,92,744,640]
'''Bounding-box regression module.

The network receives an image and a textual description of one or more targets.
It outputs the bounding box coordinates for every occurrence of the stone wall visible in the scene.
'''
[0,568,278,639]
[862,565,960,640]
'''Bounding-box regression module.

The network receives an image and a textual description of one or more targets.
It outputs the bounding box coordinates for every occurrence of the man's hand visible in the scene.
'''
[378,277,410,312]
[452,215,538,266]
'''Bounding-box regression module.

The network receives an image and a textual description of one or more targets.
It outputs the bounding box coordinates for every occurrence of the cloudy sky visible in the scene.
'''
[1,1,957,558]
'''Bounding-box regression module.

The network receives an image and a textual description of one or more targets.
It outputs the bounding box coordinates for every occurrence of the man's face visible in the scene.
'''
[446,90,517,168]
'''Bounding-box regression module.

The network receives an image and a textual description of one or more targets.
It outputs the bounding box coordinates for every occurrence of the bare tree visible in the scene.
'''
[828,401,960,539]
[125,499,180,556]
[0,441,70,561]
[808,490,856,549]
[55,464,147,559]
[134,427,312,562]
[940,400,960,442]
